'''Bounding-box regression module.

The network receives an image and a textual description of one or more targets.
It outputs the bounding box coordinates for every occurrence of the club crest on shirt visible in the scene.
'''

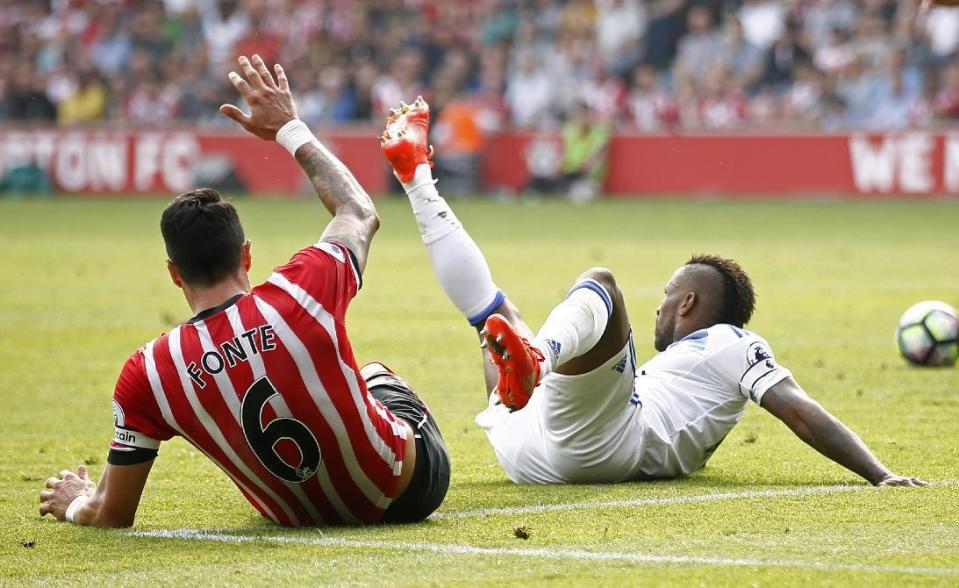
[746,341,774,368]
[113,399,126,427]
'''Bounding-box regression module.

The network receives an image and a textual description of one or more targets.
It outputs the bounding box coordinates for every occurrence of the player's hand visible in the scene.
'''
[220,54,298,141]
[39,465,96,520]
[875,474,928,487]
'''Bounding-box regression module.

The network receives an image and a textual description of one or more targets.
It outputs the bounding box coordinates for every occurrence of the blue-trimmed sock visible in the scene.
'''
[532,279,612,374]
[401,164,504,324]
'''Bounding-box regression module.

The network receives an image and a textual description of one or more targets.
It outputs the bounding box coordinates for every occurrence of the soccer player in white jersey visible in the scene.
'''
[381,99,925,487]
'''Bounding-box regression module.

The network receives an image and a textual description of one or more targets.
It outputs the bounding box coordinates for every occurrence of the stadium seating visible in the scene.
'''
[0,0,956,132]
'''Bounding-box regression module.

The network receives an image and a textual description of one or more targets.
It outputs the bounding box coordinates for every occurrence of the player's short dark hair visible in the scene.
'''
[686,254,755,327]
[160,188,245,287]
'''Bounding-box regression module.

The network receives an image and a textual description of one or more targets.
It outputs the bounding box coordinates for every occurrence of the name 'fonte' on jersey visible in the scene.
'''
[187,324,277,389]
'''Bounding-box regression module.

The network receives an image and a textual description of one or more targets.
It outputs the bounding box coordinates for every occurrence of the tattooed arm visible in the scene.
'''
[294,142,379,272]
[219,54,379,271]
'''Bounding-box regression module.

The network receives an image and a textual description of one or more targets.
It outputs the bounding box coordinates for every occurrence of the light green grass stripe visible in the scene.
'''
[130,529,959,577]
[432,479,958,519]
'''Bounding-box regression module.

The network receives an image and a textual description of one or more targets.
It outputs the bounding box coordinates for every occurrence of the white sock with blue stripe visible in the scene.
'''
[401,164,503,325]
[532,279,612,374]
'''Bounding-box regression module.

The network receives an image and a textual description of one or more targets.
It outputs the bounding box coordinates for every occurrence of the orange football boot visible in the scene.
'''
[379,96,434,183]
[482,314,544,410]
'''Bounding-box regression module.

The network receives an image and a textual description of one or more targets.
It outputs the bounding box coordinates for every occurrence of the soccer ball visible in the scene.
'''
[895,301,959,367]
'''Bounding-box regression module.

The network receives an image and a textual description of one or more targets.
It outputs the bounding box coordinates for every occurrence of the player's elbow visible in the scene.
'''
[366,206,381,234]
[93,513,136,529]
[789,396,835,442]
[767,392,822,444]
[90,502,138,528]
[343,201,380,235]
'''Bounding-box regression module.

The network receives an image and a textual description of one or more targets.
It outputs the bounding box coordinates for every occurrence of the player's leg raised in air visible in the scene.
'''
[380,99,641,483]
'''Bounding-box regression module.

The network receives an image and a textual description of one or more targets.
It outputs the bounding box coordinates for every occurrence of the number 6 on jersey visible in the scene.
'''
[241,377,321,483]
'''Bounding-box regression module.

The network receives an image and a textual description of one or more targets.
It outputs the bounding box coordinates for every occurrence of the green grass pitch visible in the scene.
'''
[1,196,958,585]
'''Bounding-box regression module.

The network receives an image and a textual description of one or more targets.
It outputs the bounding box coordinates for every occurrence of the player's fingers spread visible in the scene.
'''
[39,490,52,502]
[219,104,251,125]
[39,503,50,516]
[45,476,59,488]
[228,71,254,98]
[238,55,267,90]
[274,63,289,92]
[251,54,276,88]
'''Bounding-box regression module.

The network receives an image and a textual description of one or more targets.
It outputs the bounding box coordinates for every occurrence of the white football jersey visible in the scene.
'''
[633,324,792,478]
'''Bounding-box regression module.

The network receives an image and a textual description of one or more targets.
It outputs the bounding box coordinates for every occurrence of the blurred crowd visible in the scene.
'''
[1,0,959,134]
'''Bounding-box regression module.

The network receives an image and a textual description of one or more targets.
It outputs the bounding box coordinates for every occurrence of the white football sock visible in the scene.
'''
[533,279,612,374]
[402,165,504,325]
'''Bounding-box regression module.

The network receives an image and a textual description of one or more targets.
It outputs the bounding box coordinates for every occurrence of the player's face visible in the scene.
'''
[654,268,685,352]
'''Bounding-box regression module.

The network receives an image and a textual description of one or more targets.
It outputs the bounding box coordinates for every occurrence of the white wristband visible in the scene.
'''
[275,119,317,156]
[65,494,91,523]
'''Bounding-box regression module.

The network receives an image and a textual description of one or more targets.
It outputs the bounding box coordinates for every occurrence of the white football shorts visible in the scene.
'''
[475,339,644,483]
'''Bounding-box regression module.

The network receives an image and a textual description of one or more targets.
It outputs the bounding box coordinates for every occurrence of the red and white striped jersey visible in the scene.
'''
[109,241,409,526]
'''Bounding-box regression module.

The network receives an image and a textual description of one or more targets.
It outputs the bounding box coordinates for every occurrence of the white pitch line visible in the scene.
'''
[432,479,959,520]
[130,529,959,577]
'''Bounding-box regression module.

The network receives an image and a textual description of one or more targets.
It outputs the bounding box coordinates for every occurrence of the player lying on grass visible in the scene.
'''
[38,56,449,528]
[381,98,924,488]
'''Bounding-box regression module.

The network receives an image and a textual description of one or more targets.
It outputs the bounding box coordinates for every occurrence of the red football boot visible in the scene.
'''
[380,96,434,183]
[482,314,544,410]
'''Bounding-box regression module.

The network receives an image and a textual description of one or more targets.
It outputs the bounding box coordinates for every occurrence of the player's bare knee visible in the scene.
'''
[576,267,626,319]
[577,267,621,298]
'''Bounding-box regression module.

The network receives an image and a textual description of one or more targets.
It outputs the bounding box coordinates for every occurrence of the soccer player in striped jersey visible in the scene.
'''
[381,99,924,488]
[39,55,449,528]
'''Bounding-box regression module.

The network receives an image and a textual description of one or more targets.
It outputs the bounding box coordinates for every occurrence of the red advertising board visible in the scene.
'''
[486,131,959,196]
[0,128,387,195]
[1,128,958,197]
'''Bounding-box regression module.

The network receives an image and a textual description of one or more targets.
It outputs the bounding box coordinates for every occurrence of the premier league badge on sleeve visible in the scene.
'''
[746,341,775,369]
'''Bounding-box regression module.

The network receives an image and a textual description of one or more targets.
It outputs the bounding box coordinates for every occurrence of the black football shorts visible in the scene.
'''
[361,362,450,524]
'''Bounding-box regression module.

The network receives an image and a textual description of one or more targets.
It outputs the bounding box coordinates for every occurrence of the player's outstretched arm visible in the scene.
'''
[220,54,379,272]
[760,377,927,487]
[39,461,153,527]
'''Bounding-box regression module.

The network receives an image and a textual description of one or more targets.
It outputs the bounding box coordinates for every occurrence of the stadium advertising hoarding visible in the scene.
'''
[0,129,378,195]
[490,132,959,197]
[1,129,959,196]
